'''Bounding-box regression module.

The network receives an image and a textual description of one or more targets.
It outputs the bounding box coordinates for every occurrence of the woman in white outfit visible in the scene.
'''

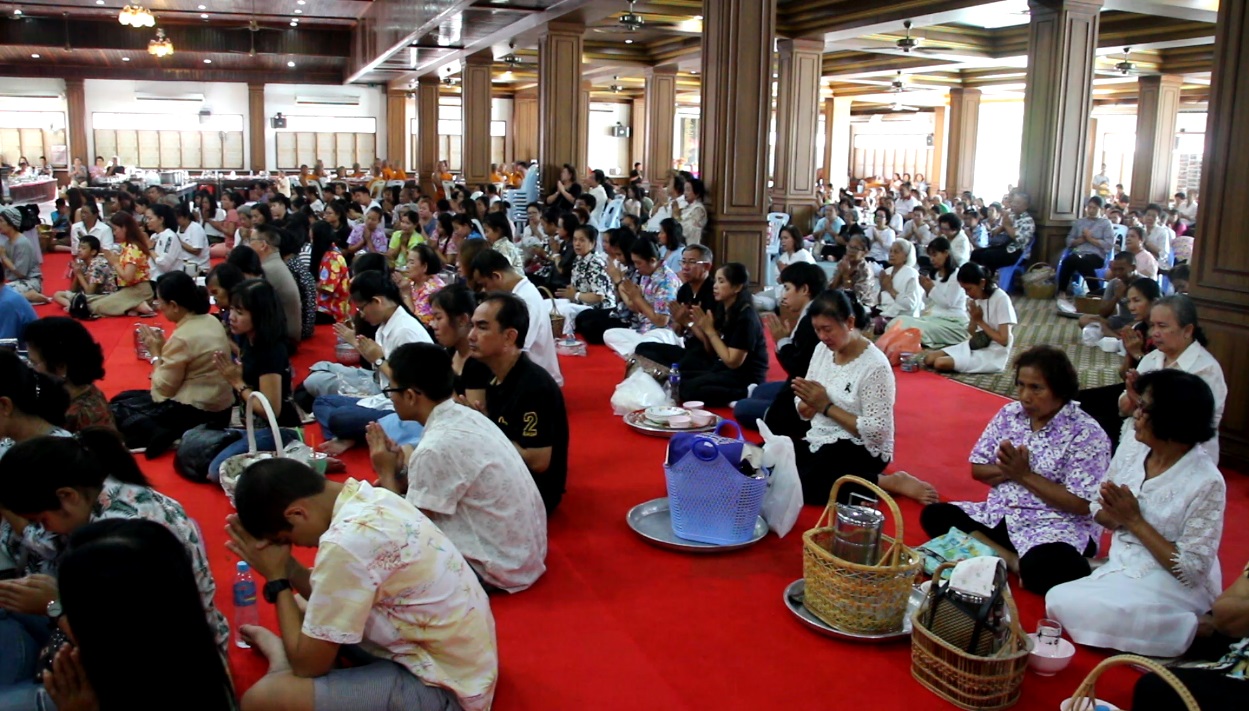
[754,225,815,312]
[865,207,896,264]
[1047,369,1225,657]
[924,262,1018,374]
[895,236,969,348]
[875,239,923,328]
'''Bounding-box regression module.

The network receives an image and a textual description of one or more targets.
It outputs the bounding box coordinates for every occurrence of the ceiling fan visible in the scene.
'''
[1113,47,1137,75]
[499,42,527,68]
[864,20,954,54]
[888,100,920,112]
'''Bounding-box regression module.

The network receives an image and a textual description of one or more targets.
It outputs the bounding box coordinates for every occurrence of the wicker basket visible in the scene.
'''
[910,562,1031,711]
[1022,263,1056,300]
[801,476,922,635]
[1067,655,1198,711]
[539,286,565,336]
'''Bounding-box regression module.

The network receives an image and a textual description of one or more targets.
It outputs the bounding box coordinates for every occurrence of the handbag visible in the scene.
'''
[915,527,999,577]
[174,424,242,483]
[968,330,992,351]
[920,557,1010,656]
[218,391,311,504]
[67,292,94,320]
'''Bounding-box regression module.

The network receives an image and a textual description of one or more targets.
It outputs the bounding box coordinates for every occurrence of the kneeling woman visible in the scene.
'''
[920,346,1111,594]
[1047,369,1225,657]
[894,236,969,348]
[923,262,1017,373]
[675,262,770,406]
[791,290,935,505]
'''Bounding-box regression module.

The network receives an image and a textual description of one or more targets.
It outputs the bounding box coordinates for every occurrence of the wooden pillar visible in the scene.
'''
[538,22,585,194]
[248,82,266,173]
[699,0,775,279]
[630,97,646,177]
[416,76,441,195]
[931,105,947,195]
[514,89,538,163]
[64,79,87,166]
[1019,0,1103,264]
[1129,75,1184,210]
[386,89,407,169]
[644,66,678,187]
[579,80,591,174]
[462,50,494,187]
[821,97,835,190]
[1189,0,1249,469]
[945,87,981,197]
[770,38,823,230]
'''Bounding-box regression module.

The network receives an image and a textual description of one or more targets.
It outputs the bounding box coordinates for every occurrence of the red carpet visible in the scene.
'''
[28,251,1248,710]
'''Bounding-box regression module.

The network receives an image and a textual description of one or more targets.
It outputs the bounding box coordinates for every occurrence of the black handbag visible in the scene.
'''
[174,425,242,483]
[968,330,992,351]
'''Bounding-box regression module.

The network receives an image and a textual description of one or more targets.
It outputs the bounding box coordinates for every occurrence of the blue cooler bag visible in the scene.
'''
[664,420,768,545]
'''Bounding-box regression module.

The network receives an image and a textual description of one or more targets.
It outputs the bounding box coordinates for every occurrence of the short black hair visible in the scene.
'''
[234,458,327,540]
[630,235,661,262]
[206,262,245,295]
[387,343,454,402]
[479,292,529,348]
[937,212,963,232]
[21,317,106,386]
[1087,196,1104,208]
[470,248,514,280]
[579,192,597,210]
[156,271,211,315]
[431,283,477,319]
[779,262,826,299]
[350,252,389,278]
[809,289,867,330]
[1013,345,1079,403]
[79,235,101,253]
[1134,369,1217,446]
[230,279,287,349]
[410,243,443,274]
[226,245,262,276]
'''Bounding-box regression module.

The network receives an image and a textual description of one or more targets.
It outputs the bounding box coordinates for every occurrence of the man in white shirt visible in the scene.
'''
[644,174,687,232]
[174,205,210,275]
[367,343,547,592]
[586,169,610,225]
[893,183,920,216]
[1142,203,1174,265]
[900,205,933,248]
[69,202,114,254]
[468,249,564,387]
[1173,191,1198,227]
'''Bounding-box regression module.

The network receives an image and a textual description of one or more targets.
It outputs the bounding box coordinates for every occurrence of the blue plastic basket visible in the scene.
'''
[664,426,769,545]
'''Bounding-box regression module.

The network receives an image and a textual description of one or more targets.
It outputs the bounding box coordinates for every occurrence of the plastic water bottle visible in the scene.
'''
[233,561,258,648]
[664,363,681,405]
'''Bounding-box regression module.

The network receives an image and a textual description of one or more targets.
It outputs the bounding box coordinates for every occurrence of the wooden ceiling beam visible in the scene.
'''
[0,63,344,85]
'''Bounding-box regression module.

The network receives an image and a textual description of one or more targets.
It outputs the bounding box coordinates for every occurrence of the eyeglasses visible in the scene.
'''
[679,259,708,266]
[381,386,410,397]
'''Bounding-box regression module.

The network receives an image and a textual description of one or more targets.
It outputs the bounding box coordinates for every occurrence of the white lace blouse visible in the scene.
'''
[1089,442,1226,599]
[796,341,895,460]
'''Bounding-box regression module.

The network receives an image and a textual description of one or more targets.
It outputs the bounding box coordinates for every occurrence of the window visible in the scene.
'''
[0,111,68,167]
[92,112,244,169]
[272,115,377,170]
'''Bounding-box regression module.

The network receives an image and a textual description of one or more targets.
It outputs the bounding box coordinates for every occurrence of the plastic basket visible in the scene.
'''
[663,428,768,545]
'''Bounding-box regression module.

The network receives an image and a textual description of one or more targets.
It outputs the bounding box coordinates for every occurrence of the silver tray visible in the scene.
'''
[783,579,922,643]
[624,409,721,438]
[626,497,767,553]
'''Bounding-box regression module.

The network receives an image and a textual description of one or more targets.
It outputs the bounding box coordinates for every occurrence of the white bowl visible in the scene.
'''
[644,406,686,424]
[1059,698,1119,711]
[1028,634,1075,676]
[688,409,716,427]
[667,415,692,429]
[681,400,705,411]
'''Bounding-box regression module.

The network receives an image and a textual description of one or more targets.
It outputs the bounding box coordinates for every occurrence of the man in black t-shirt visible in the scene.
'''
[468,292,569,514]
[635,243,716,368]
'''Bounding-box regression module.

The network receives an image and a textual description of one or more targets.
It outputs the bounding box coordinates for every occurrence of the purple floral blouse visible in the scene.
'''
[954,400,1111,557]
[630,264,680,334]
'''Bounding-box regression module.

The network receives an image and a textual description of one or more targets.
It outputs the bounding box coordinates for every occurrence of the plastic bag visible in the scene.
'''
[1080,323,1103,346]
[611,369,670,416]
[335,367,378,398]
[875,320,923,367]
[757,420,802,538]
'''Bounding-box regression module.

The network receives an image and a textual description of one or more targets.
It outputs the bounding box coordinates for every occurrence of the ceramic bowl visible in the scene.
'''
[1027,634,1075,676]
[1059,698,1119,711]
[682,401,705,411]
[667,415,693,429]
[689,410,716,427]
[334,343,361,366]
[644,406,686,424]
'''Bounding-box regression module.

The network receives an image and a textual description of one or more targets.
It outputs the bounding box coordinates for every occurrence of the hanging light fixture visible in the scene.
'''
[148,28,174,57]
[119,4,155,28]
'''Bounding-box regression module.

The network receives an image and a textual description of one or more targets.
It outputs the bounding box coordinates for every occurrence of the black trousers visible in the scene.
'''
[634,342,689,370]
[636,341,750,407]
[1133,668,1245,711]
[1058,252,1105,293]
[820,243,846,261]
[970,245,1020,270]
[1078,383,1126,452]
[110,389,232,457]
[919,503,1095,595]
[575,309,631,345]
[793,438,889,506]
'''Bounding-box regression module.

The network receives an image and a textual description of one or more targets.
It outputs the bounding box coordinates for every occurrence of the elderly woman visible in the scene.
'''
[920,346,1111,594]
[1119,294,1226,462]
[1047,370,1225,657]
[895,236,968,348]
[875,238,923,328]
[602,236,682,357]
[828,233,878,311]
[792,290,936,506]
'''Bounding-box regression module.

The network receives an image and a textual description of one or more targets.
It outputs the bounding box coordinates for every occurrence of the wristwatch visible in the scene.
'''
[47,598,63,621]
[263,579,292,604]
[373,356,385,368]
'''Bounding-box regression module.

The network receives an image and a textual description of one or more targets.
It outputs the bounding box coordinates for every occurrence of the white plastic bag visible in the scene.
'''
[757,420,802,538]
[1080,323,1103,347]
[610,369,670,416]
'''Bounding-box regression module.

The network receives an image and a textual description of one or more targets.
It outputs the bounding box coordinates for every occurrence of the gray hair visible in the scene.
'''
[684,242,713,264]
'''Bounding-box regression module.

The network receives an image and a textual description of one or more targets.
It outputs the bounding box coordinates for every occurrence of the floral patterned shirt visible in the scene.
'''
[83,255,118,295]
[349,224,390,254]
[66,385,116,433]
[956,401,1111,557]
[570,252,615,310]
[491,238,525,272]
[286,254,317,340]
[317,247,351,323]
[117,242,151,287]
[410,275,446,325]
[303,479,498,711]
[843,260,878,311]
[629,265,680,334]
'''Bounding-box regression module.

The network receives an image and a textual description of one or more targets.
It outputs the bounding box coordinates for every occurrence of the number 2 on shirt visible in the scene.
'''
[522,412,538,438]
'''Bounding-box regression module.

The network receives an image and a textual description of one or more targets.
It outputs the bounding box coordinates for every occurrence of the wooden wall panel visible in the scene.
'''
[538,23,585,195]
[1129,75,1184,209]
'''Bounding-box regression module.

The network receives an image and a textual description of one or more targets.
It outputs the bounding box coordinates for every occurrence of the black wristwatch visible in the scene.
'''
[263,579,292,604]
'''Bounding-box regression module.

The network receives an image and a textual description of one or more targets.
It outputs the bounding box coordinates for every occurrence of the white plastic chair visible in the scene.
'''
[441,180,456,198]
[599,195,625,230]
[764,212,791,286]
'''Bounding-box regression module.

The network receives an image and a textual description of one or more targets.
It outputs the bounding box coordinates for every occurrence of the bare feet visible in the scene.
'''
[879,471,940,505]
[316,438,355,457]
[239,625,291,673]
[323,456,345,473]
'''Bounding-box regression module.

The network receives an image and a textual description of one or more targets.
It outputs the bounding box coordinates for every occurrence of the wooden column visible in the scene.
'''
[945,87,981,196]
[770,38,823,230]
[386,89,407,169]
[930,105,947,195]
[644,66,678,186]
[579,80,592,174]
[1129,74,1184,209]
[1019,0,1103,264]
[462,50,494,187]
[248,82,266,173]
[416,76,441,195]
[630,97,646,176]
[699,0,775,279]
[514,89,538,163]
[821,97,835,190]
[1189,0,1249,469]
[538,22,585,194]
[827,96,853,193]
[64,79,87,166]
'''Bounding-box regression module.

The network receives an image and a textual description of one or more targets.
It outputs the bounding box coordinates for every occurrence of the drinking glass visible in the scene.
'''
[1037,618,1062,647]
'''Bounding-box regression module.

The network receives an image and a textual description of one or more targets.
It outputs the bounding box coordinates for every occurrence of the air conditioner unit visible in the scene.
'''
[135,92,205,102]
[295,95,360,106]
[0,93,61,100]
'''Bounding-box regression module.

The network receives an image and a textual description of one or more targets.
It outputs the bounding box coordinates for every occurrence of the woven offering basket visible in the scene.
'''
[1066,655,1198,711]
[801,475,921,635]
[910,562,1031,711]
[1022,263,1057,300]
[539,286,565,336]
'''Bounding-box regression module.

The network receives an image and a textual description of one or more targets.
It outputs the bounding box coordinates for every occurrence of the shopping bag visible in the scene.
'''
[875,320,923,367]
[611,368,670,416]
[757,420,802,538]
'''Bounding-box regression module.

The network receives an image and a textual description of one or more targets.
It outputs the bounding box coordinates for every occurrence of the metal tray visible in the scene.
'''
[783,579,922,643]
[626,497,767,553]
[624,409,721,438]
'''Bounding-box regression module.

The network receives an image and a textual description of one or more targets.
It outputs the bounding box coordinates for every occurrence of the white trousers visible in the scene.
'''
[602,327,682,358]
